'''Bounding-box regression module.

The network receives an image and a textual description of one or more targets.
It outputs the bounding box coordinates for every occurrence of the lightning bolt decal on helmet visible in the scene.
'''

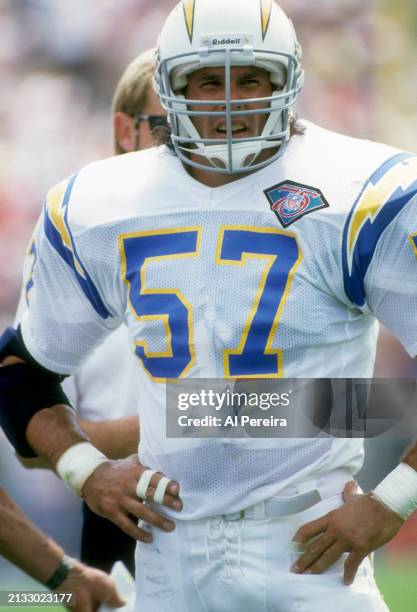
[154,0,304,175]
[183,0,195,43]
[261,0,273,41]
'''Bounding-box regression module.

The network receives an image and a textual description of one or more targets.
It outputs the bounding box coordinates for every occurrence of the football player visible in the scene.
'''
[1,1,417,610]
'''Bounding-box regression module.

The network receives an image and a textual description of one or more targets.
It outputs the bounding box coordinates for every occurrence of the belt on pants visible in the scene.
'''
[222,469,351,520]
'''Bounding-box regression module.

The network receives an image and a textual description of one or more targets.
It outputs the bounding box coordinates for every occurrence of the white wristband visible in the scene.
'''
[372,462,417,521]
[56,442,108,497]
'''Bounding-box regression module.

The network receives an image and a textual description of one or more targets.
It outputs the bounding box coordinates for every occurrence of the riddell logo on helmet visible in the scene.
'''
[202,34,253,48]
[212,37,241,46]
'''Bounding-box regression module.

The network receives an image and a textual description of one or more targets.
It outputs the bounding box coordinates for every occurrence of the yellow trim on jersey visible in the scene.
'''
[348,157,417,269]
[26,238,34,256]
[183,0,196,42]
[260,0,273,40]
[216,225,303,379]
[409,232,417,260]
[46,180,72,250]
[46,178,86,278]
[119,227,202,383]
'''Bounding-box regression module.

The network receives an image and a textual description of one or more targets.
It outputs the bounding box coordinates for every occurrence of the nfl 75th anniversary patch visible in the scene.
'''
[264,180,330,228]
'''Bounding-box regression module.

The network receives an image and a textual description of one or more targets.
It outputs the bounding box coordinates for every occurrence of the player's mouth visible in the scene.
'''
[215,122,250,137]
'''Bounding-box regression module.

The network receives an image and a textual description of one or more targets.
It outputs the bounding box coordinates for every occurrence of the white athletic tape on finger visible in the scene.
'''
[153,476,171,505]
[56,442,108,497]
[136,469,157,500]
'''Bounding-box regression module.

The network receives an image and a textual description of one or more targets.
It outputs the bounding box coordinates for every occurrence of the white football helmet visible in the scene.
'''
[154,0,304,174]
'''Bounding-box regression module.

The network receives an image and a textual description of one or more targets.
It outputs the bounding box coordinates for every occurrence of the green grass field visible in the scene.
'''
[375,560,417,612]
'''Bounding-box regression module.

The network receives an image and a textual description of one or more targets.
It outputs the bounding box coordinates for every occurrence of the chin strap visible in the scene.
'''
[197,140,263,171]
[192,139,285,172]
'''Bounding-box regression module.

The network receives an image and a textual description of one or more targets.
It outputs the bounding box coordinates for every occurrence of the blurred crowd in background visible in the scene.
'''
[0,0,417,586]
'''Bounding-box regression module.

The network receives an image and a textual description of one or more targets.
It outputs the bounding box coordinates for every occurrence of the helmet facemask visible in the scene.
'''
[156,44,303,174]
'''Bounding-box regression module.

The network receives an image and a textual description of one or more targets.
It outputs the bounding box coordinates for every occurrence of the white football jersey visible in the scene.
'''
[21,121,417,519]
[16,232,140,422]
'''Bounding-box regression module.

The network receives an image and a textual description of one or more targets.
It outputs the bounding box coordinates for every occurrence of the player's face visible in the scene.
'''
[113,87,166,153]
[185,65,274,142]
[137,88,166,150]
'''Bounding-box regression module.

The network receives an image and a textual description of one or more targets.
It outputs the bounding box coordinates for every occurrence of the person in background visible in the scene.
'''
[0,487,124,611]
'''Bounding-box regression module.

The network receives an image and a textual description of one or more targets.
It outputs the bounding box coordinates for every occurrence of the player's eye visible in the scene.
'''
[241,78,260,88]
[200,79,222,89]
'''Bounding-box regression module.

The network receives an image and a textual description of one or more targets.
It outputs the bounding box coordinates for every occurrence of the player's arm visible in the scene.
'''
[403,441,417,472]
[26,404,180,543]
[3,321,178,543]
[78,415,140,459]
[0,487,125,611]
[0,331,182,542]
[17,416,140,469]
[292,168,417,583]
[291,442,416,584]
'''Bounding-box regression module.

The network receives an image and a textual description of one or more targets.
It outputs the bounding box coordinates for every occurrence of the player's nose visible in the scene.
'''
[220,83,246,110]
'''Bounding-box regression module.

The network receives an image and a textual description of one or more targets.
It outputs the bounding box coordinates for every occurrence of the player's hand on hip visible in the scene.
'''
[81,454,182,543]
[57,560,125,611]
[291,480,403,585]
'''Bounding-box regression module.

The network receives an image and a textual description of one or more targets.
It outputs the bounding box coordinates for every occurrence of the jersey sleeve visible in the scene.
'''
[342,153,417,356]
[20,175,123,375]
[365,198,417,356]
[13,213,43,327]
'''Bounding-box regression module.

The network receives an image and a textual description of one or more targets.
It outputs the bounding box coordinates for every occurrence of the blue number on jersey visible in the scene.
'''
[121,227,301,380]
[217,227,302,378]
[120,228,201,381]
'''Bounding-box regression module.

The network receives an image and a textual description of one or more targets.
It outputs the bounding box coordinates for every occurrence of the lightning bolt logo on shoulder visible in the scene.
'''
[44,174,111,319]
[343,153,417,307]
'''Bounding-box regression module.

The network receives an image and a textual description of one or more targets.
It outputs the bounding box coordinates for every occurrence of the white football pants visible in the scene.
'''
[134,471,388,612]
